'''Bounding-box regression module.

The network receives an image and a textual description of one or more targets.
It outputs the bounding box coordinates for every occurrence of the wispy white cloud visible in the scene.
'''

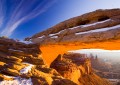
[0,0,57,37]
[1,18,24,36]
[0,0,6,28]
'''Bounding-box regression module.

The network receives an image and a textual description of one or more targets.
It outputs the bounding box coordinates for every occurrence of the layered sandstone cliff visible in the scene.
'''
[26,9,120,44]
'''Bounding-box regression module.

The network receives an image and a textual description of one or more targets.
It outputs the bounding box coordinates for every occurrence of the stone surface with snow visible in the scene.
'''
[20,63,34,74]
[27,9,120,44]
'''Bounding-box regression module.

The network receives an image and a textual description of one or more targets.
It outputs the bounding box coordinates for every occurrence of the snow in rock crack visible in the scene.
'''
[20,63,34,74]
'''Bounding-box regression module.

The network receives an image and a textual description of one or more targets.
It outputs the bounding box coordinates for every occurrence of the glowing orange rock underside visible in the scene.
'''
[40,40,120,67]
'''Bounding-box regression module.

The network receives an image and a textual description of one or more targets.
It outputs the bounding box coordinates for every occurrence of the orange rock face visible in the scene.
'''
[50,53,111,85]
[0,37,112,85]
[40,39,120,67]
[0,37,78,85]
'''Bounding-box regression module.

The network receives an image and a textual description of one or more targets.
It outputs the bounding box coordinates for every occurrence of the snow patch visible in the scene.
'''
[50,36,58,38]
[69,19,111,30]
[49,33,57,37]
[9,49,23,52]
[20,63,34,74]
[75,24,120,35]
[0,77,33,85]
[69,26,81,30]
[38,35,45,39]
[81,19,111,28]
[19,40,33,44]
[49,29,66,37]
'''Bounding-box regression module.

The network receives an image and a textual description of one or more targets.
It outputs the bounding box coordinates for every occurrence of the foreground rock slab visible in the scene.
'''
[0,37,77,85]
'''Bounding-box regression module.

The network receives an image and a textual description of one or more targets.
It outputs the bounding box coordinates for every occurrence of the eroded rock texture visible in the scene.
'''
[50,53,111,85]
[27,9,120,44]
[0,37,76,85]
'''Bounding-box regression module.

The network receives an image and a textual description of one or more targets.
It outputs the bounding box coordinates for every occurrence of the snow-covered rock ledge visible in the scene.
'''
[20,63,34,74]
[0,77,33,85]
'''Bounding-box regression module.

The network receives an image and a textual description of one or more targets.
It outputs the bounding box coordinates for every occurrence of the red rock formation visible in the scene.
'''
[0,37,77,85]
[50,53,111,85]
[0,37,112,84]
[27,9,120,44]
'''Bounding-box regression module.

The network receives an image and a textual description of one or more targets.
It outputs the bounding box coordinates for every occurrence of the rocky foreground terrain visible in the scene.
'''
[0,37,111,85]
[26,9,120,44]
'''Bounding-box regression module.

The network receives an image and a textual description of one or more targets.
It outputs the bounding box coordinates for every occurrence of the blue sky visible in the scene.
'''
[0,0,120,40]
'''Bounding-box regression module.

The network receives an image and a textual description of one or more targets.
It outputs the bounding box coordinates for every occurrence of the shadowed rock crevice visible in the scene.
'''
[98,15,110,21]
